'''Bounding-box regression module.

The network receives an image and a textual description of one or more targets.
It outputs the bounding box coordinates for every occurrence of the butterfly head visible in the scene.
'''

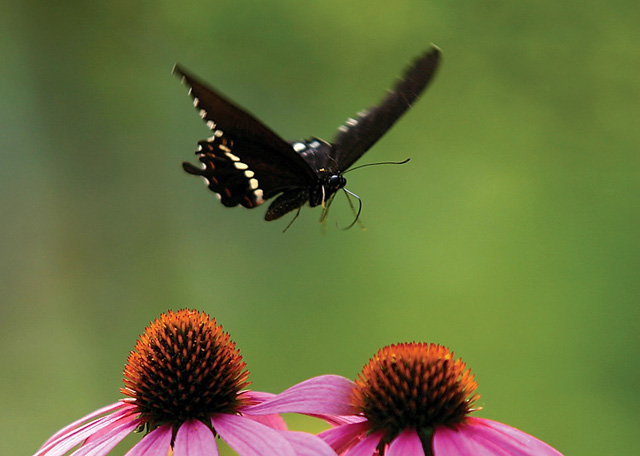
[327,174,347,193]
[309,173,347,208]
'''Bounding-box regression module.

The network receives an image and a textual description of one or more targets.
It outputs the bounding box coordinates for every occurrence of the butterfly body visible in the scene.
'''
[176,45,441,224]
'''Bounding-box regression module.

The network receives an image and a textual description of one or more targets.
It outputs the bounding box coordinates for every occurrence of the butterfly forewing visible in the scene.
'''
[176,65,289,151]
[329,46,441,172]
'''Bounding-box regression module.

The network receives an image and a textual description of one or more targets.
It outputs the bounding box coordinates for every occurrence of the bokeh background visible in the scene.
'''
[2,1,638,454]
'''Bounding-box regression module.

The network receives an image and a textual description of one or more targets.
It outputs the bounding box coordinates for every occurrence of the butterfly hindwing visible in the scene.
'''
[184,131,322,206]
[175,65,318,211]
[329,46,441,172]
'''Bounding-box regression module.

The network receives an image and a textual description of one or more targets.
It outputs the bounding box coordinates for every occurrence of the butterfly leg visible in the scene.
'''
[282,207,302,233]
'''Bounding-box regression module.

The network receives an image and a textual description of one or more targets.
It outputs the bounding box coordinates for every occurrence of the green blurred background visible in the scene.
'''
[2,1,638,454]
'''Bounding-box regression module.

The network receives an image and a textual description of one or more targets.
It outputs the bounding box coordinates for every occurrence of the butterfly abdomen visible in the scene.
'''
[265,189,311,221]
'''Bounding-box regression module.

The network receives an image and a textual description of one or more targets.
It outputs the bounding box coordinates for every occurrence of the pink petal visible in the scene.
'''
[125,425,173,456]
[239,390,288,430]
[212,413,296,456]
[39,401,133,449]
[35,406,139,456]
[319,420,370,454]
[245,413,288,431]
[305,413,367,428]
[84,411,139,445]
[244,375,357,416]
[66,417,140,456]
[277,430,340,456]
[239,390,276,404]
[387,429,425,456]
[433,417,563,456]
[173,420,219,456]
[344,430,384,456]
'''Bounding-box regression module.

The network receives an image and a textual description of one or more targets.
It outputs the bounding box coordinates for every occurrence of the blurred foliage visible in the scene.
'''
[1,1,638,455]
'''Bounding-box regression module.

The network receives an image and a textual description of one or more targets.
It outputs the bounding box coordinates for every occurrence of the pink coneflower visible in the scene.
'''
[254,342,563,456]
[34,309,335,456]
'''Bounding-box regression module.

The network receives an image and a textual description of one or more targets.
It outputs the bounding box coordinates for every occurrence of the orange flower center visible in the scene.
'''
[352,343,479,446]
[121,309,250,429]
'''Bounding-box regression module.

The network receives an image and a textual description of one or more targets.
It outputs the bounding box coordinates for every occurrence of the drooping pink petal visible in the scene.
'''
[39,401,134,449]
[239,390,276,404]
[277,430,340,456]
[83,409,139,445]
[212,413,296,456]
[65,416,140,456]
[387,429,425,456]
[313,414,366,427]
[238,390,288,430]
[432,417,563,456]
[244,375,356,416]
[35,406,139,456]
[318,420,370,454]
[343,430,384,456]
[173,420,219,456]
[125,424,173,456]
[244,412,288,430]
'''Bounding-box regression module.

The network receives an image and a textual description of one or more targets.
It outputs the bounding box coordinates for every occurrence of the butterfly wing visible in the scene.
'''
[329,46,442,172]
[174,65,318,209]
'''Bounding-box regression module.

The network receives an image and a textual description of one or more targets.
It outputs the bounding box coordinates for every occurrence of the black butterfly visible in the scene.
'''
[175,45,441,226]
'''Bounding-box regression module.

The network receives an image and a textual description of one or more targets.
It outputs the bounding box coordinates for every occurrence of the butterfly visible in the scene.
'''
[175,45,441,227]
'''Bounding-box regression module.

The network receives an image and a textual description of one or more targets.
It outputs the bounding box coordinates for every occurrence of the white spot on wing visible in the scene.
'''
[244,170,255,178]
[254,189,264,203]
[206,120,216,130]
[310,140,320,148]
[214,130,223,138]
[249,178,259,190]
[226,152,240,162]
[234,161,249,170]
[293,142,306,152]
[219,144,231,153]
[199,109,207,119]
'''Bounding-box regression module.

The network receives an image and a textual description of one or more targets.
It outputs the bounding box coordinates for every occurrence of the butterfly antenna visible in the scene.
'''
[336,188,365,231]
[343,158,410,175]
[282,207,302,233]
